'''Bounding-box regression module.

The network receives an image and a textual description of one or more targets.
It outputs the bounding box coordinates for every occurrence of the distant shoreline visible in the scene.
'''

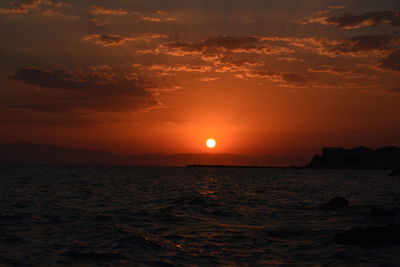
[185,164,297,169]
[1,143,399,169]
[0,163,396,170]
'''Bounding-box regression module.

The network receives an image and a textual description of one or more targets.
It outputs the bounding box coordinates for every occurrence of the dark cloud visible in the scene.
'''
[139,36,293,56]
[280,73,309,86]
[147,64,212,74]
[0,0,44,13]
[379,51,400,71]
[201,36,259,50]
[0,0,71,15]
[82,34,127,46]
[307,10,400,29]
[308,65,356,76]
[245,69,309,87]
[139,36,309,86]
[89,6,128,15]
[331,35,398,56]
[140,11,178,22]
[387,88,400,94]
[272,34,399,58]
[82,33,168,46]
[161,36,260,55]
[10,67,159,113]
[141,33,395,60]
[0,7,28,13]
[305,8,400,29]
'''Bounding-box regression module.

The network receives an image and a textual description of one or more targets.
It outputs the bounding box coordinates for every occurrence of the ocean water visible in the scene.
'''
[1,165,400,266]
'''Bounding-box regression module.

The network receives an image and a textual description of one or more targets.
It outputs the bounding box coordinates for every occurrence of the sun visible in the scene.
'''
[206,138,216,148]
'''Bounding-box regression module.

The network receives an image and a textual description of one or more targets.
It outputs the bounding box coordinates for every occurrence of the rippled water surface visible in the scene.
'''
[1,165,400,266]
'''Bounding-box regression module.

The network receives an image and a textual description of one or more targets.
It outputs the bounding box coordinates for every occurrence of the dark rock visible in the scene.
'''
[323,197,349,208]
[335,224,400,246]
[369,208,396,220]
[305,146,400,169]
[390,168,400,176]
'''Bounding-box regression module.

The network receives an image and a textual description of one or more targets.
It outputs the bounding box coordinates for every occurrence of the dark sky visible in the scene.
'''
[0,0,399,158]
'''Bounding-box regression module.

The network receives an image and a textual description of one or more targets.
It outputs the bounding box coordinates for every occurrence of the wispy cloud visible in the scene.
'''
[305,9,400,29]
[308,65,358,76]
[139,10,178,22]
[379,51,400,72]
[89,6,128,16]
[137,36,294,57]
[0,0,70,15]
[9,66,160,113]
[82,33,169,46]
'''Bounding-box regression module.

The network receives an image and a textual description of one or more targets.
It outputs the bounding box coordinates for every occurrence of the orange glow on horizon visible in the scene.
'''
[1,0,400,166]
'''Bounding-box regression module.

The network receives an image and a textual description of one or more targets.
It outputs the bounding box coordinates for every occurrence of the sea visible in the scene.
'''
[1,165,400,266]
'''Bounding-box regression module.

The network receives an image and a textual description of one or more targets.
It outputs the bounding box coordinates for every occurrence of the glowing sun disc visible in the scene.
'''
[206,138,216,148]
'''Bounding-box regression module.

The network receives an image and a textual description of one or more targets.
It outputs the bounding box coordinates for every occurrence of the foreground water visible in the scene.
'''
[0,165,399,266]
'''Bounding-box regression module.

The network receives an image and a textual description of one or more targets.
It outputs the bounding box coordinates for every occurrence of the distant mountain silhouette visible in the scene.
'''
[0,143,309,167]
[0,143,127,165]
[306,146,400,169]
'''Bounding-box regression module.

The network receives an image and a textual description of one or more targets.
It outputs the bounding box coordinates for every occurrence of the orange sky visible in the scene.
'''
[0,0,400,161]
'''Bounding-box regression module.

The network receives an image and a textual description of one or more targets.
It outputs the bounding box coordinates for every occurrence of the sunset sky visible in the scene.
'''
[1,0,400,158]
